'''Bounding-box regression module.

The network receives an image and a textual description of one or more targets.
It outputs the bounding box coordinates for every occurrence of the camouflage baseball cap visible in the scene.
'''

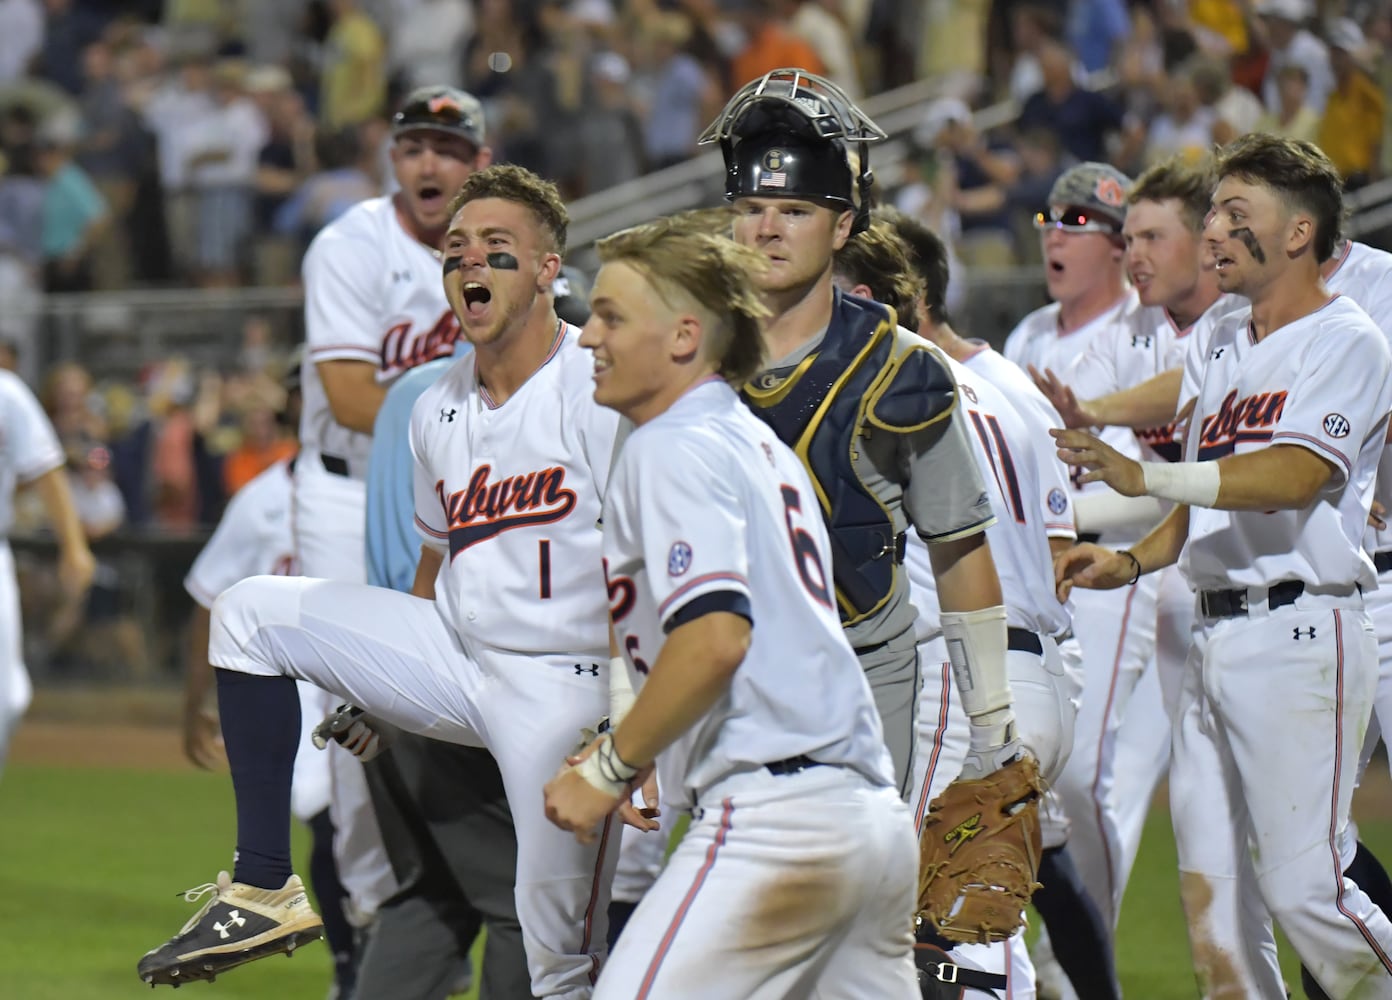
[1047,162,1132,229]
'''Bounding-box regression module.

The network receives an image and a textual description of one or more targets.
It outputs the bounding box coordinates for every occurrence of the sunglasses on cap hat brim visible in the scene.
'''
[1033,206,1122,235]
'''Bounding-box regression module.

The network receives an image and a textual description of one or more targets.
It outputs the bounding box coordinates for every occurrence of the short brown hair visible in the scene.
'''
[595,216,769,388]
[832,220,925,330]
[873,205,950,325]
[1213,133,1343,262]
[1128,155,1215,233]
[447,164,569,255]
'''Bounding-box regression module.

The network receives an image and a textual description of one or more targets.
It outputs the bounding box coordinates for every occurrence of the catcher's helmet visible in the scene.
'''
[698,68,886,233]
[392,86,486,148]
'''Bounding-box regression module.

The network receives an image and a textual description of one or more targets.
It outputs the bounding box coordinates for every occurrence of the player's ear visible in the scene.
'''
[672,313,702,365]
[1286,211,1315,257]
[537,251,562,291]
[831,208,855,251]
[852,282,874,300]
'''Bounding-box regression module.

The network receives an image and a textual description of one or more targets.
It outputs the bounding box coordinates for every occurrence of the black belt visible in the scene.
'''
[321,453,350,477]
[1376,550,1392,575]
[1006,627,1043,656]
[765,754,824,777]
[1199,580,1304,619]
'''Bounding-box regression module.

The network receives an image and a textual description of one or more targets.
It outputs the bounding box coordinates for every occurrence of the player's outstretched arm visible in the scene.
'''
[1054,504,1190,601]
[1033,365,1183,430]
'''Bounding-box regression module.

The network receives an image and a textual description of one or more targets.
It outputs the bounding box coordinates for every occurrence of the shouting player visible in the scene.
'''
[138,166,622,998]
[549,216,919,998]
[1055,133,1392,997]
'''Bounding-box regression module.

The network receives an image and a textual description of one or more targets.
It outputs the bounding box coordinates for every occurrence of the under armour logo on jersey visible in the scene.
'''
[1131,334,1153,349]
[1293,627,1317,640]
[1323,413,1351,439]
[1210,347,1226,360]
[214,910,246,939]
[436,465,578,556]
[574,663,600,676]
[440,408,456,423]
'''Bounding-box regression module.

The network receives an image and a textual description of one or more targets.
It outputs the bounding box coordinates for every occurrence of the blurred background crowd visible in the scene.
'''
[4,0,1391,679]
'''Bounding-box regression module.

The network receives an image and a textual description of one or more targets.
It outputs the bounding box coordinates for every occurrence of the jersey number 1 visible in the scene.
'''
[780,485,833,608]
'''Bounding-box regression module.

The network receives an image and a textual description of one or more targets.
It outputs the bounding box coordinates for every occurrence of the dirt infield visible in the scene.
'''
[11,720,193,771]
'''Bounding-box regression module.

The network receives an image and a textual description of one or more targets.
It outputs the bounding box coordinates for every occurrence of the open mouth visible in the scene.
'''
[1213,253,1235,272]
[418,185,444,209]
[461,281,491,317]
[1047,259,1065,276]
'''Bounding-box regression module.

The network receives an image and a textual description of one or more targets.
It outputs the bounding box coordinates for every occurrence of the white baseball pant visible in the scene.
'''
[210,574,620,999]
[594,766,919,999]
[0,543,31,773]
[1055,580,1159,930]
[611,820,667,906]
[292,457,397,922]
[1172,590,1392,998]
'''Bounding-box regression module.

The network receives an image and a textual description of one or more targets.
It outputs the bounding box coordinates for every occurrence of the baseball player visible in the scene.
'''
[0,369,94,774]
[138,166,623,997]
[547,216,919,999]
[294,83,498,939]
[182,452,363,997]
[834,218,1119,999]
[701,65,1023,830]
[1055,133,1392,998]
[1002,163,1165,951]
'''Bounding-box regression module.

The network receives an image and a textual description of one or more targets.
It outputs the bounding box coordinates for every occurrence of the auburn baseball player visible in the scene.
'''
[547,216,918,999]
[702,68,1026,852]
[0,369,94,774]
[295,84,498,936]
[1055,134,1392,998]
[1002,164,1165,956]
[182,453,363,997]
[834,218,1119,1000]
[138,167,623,997]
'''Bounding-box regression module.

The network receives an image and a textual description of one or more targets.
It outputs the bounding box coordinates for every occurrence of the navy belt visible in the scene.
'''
[1375,550,1392,576]
[1199,581,1304,619]
[765,755,824,776]
[1007,627,1043,655]
[321,453,350,477]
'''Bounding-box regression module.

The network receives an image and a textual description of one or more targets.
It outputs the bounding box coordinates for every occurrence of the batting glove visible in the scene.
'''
[311,704,395,761]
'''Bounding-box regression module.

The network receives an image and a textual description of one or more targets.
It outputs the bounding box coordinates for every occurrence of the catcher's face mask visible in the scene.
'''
[699,68,886,235]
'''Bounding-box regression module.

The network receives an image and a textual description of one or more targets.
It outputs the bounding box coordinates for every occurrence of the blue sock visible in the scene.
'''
[215,668,300,890]
[1034,845,1122,1000]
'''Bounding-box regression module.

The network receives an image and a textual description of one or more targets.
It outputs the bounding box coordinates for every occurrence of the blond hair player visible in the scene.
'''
[547,217,919,999]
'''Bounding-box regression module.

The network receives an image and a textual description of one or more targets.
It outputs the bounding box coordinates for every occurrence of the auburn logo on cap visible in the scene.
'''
[1094,176,1126,207]
[428,94,462,114]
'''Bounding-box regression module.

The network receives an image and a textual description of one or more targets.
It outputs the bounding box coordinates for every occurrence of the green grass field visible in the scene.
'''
[2,760,1390,999]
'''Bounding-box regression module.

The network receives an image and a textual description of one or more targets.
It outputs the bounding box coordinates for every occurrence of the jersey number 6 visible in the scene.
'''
[780,485,833,609]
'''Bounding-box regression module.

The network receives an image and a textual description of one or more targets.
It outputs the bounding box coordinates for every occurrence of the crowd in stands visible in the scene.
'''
[2,0,1391,674]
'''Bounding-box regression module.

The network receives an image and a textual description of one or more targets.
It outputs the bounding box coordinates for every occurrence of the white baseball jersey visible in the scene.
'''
[412,325,617,657]
[1182,295,1392,591]
[603,378,895,810]
[906,351,1074,640]
[185,460,297,607]
[1005,292,1148,530]
[0,371,64,535]
[301,195,463,477]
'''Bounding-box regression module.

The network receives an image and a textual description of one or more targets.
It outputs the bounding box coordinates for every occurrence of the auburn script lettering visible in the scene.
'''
[436,465,577,557]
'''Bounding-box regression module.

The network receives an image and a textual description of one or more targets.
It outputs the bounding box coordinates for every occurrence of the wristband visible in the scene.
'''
[1141,460,1220,508]
[573,733,638,797]
[1119,549,1142,586]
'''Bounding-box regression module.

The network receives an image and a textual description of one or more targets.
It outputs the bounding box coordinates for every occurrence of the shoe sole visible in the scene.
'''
[140,925,324,987]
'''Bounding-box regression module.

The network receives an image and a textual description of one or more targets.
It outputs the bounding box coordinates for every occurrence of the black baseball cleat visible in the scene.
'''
[138,872,323,987]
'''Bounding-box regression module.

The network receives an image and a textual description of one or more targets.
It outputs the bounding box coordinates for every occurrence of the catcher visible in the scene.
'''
[698,69,1044,992]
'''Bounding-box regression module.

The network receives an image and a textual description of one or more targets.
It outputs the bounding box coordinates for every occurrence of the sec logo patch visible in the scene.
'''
[1047,488,1068,515]
[1323,413,1351,439]
[667,541,693,577]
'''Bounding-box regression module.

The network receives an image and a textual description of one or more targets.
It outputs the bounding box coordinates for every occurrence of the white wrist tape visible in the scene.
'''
[940,605,1015,750]
[609,656,636,728]
[1073,491,1168,534]
[574,733,638,797]
[1141,460,1221,508]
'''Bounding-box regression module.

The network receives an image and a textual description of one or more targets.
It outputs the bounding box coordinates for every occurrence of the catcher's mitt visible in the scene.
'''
[916,754,1044,944]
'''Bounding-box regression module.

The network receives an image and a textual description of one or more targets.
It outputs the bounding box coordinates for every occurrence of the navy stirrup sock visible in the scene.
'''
[215,668,301,890]
[1034,845,1122,1000]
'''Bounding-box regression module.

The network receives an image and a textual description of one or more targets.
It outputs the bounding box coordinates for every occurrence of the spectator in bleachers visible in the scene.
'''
[33,0,105,95]
[40,361,105,455]
[221,398,295,497]
[145,358,201,529]
[0,137,43,383]
[388,0,472,92]
[1253,0,1332,113]
[1189,54,1263,145]
[1142,64,1215,167]
[577,51,644,195]
[249,64,314,225]
[273,124,375,246]
[632,10,720,171]
[1006,124,1065,263]
[319,0,386,129]
[1000,2,1068,105]
[1018,39,1124,164]
[0,0,43,85]
[1066,0,1129,75]
[789,0,861,98]
[728,0,826,90]
[1255,61,1319,141]
[35,112,108,293]
[921,96,1021,268]
[1319,17,1384,189]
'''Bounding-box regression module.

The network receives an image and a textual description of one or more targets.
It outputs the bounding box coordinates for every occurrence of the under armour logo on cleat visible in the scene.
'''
[574,663,600,676]
[440,408,456,423]
[214,911,246,939]
[1293,627,1316,640]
